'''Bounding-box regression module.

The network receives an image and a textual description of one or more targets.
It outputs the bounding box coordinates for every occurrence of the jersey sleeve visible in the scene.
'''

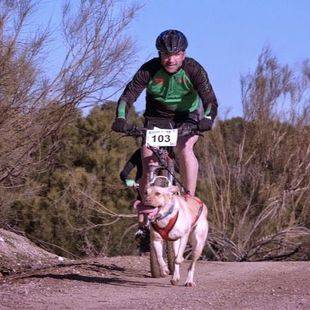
[184,58,218,121]
[119,149,141,182]
[116,61,153,118]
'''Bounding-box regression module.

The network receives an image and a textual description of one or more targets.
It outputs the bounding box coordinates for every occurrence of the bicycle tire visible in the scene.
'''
[166,240,175,274]
[150,244,161,278]
[147,145,176,277]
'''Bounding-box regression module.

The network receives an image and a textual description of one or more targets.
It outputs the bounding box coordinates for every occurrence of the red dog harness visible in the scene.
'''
[152,212,179,241]
[151,194,204,241]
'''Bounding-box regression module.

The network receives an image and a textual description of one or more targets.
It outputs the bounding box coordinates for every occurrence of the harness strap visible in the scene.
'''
[183,194,204,228]
[191,203,204,228]
[183,193,203,204]
[151,211,179,241]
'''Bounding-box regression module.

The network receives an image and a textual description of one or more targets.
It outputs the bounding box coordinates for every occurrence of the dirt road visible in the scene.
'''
[0,256,309,309]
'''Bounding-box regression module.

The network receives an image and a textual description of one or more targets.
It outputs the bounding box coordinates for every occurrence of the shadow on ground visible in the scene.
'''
[22,272,167,288]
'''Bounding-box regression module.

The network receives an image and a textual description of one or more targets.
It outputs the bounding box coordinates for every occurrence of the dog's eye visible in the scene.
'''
[155,192,161,196]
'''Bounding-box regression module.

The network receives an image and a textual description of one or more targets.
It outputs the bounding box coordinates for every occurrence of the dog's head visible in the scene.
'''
[144,185,180,209]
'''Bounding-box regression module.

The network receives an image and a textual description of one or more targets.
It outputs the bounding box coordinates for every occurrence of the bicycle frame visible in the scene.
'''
[125,125,199,193]
[147,146,176,188]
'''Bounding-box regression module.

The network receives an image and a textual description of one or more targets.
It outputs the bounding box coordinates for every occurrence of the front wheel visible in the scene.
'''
[150,244,161,278]
[166,241,175,274]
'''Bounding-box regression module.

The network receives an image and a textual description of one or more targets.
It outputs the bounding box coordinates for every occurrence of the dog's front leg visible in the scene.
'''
[175,233,189,264]
[170,239,181,285]
[151,230,169,277]
[170,234,189,286]
[185,223,208,287]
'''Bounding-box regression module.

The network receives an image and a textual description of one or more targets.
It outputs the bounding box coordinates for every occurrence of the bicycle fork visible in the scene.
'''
[148,157,175,186]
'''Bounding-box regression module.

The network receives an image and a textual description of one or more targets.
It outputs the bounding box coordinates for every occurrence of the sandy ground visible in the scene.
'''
[0,256,309,310]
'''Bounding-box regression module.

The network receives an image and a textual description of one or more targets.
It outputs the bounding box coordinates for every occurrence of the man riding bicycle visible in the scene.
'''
[112,29,218,201]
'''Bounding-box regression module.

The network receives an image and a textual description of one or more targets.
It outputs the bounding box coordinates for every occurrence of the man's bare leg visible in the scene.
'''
[176,135,199,196]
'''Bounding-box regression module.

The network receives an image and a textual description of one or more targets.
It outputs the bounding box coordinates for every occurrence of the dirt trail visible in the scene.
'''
[0,256,309,309]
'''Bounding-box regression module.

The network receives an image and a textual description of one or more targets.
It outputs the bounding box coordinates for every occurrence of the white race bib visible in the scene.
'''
[145,127,178,147]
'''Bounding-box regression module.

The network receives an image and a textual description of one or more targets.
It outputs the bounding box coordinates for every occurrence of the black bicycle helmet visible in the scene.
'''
[156,29,188,53]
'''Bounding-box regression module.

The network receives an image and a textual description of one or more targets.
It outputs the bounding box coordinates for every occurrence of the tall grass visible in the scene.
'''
[197,49,310,261]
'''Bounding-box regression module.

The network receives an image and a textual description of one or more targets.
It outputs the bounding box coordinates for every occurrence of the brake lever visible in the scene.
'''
[178,126,202,137]
[124,125,147,137]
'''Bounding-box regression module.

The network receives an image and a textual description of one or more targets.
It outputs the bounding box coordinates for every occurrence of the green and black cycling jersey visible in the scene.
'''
[116,57,218,121]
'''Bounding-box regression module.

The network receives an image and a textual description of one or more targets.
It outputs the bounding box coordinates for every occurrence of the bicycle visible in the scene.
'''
[125,123,200,278]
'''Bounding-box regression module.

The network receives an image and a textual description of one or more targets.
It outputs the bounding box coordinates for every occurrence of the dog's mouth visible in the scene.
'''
[141,206,159,221]
[134,201,161,221]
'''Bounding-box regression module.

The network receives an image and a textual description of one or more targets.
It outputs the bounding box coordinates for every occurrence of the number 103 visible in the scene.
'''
[152,134,171,143]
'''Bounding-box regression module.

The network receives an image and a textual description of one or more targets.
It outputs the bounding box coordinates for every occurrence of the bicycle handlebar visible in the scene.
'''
[124,124,201,137]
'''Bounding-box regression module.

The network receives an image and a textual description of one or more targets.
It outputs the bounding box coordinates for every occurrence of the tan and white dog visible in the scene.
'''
[144,185,208,287]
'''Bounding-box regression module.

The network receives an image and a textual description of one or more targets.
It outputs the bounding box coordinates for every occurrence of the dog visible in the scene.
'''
[143,185,208,287]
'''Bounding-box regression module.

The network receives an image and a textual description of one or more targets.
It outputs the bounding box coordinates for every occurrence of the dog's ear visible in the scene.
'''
[168,186,180,195]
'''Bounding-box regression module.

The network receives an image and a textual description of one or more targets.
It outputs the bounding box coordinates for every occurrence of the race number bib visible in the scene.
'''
[145,127,178,147]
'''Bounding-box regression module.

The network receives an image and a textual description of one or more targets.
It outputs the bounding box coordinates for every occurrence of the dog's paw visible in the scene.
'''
[170,278,179,286]
[160,267,169,277]
[175,257,184,264]
[185,281,196,287]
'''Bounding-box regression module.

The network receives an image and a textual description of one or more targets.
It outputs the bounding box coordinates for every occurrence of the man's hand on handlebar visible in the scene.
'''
[111,118,128,133]
[178,122,199,136]
[197,117,213,132]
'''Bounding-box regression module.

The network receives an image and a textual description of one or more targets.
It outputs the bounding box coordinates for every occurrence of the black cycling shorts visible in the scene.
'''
[143,104,204,129]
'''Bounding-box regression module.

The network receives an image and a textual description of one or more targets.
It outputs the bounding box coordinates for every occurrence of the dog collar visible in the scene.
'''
[155,204,174,221]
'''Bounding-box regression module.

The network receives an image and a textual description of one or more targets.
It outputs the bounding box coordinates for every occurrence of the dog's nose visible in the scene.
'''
[144,198,151,204]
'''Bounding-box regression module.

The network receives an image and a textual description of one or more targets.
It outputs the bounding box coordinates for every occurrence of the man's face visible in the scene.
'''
[160,51,186,73]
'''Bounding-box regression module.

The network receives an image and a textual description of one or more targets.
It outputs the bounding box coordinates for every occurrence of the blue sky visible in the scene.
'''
[34,0,310,118]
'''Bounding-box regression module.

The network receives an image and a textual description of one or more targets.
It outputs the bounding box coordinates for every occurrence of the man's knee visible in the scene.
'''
[177,146,194,159]
[177,135,198,156]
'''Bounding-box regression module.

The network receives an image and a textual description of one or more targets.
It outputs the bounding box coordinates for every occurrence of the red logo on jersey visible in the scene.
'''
[154,77,164,85]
